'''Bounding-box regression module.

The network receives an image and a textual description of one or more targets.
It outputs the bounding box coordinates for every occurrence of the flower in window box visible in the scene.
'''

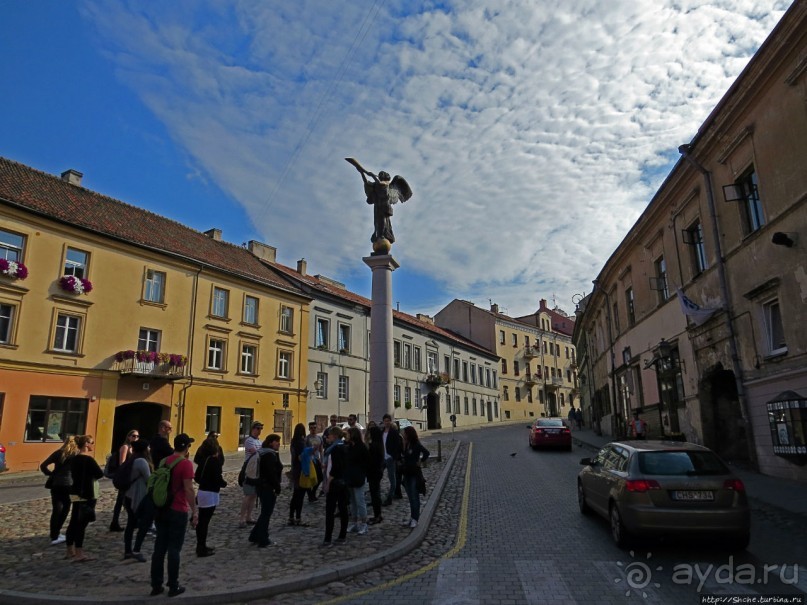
[136,350,159,363]
[404,401,412,410]
[59,275,92,295]
[0,258,28,280]
[424,374,442,387]
[168,354,188,368]
[114,350,136,362]
[394,401,401,408]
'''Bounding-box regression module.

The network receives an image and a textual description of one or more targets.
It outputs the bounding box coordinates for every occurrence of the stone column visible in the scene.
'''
[363,254,399,422]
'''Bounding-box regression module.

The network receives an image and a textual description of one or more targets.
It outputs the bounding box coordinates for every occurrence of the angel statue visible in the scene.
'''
[346,158,413,254]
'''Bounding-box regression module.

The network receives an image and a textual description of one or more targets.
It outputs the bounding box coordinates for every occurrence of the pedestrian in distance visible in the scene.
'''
[400,426,429,529]
[194,432,227,557]
[110,428,139,532]
[239,421,263,528]
[149,420,174,469]
[40,435,78,545]
[381,414,402,506]
[248,434,283,548]
[364,424,385,525]
[321,427,349,547]
[65,435,104,562]
[575,408,583,430]
[344,426,370,535]
[567,406,576,431]
[150,433,197,597]
[123,438,152,562]
[288,423,308,526]
[630,411,648,440]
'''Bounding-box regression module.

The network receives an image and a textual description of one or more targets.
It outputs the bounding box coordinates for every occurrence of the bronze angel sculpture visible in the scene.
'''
[346,158,413,253]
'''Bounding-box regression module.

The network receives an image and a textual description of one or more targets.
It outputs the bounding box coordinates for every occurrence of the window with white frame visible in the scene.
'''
[413,346,422,372]
[338,323,351,353]
[0,228,25,261]
[427,351,438,373]
[64,247,88,279]
[685,219,707,276]
[278,350,292,378]
[280,305,294,334]
[472,398,478,415]
[0,303,14,344]
[211,287,229,318]
[512,333,517,347]
[394,384,401,407]
[403,343,412,369]
[243,296,259,325]
[462,361,468,382]
[316,317,330,349]
[762,298,786,355]
[240,344,257,374]
[454,395,460,413]
[404,386,411,408]
[464,396,469,415]
[394,340,402,366]
[453,358,460,379]
[316,371,328,398]
[654,256,669,302]
[415,387,421,408]
[490,369,496,388]
[339,375,349,400]
[501,359,507,374]
[53,314,80,352]
[527,388,533,403]
[207,338,225,370]
[737,167,765,235]
[443,355,450,374]
[138,328,160,352]
[470,364,476,384]
[499,330,505,344]
[144,269,165,304]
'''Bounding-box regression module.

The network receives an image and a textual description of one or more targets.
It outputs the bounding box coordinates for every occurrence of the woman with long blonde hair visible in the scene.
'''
[65,435,104,562]
[40,435,79,545]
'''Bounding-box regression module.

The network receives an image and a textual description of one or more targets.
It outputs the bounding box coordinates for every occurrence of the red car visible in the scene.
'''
[528,418,572,451]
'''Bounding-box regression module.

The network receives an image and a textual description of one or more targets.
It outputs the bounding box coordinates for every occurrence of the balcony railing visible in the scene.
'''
[113,357,186,379]
[544,376,564,390]
[523,346,539,359]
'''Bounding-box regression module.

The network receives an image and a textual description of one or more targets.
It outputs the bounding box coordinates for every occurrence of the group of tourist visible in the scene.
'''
[39,413,429,596]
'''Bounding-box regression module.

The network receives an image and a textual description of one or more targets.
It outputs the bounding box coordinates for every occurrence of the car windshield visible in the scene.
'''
[537,419,565,427]
[638,451,729,476]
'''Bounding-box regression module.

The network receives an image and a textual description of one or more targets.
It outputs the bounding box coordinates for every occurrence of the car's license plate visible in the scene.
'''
[546,429,559,434]
[673,490,714,501]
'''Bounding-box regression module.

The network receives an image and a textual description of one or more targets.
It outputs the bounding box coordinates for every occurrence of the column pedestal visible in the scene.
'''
[363,254,399,422]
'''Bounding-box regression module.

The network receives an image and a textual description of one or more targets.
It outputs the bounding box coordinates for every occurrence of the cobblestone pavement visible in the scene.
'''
[0,437,459,603]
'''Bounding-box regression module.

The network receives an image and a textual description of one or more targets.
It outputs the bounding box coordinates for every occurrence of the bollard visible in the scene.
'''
[437,439,442,462]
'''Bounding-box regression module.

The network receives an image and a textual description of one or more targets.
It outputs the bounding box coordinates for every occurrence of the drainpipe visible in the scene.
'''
[592,280,620,437]
[678,144,757,467]
[177,266,203,433]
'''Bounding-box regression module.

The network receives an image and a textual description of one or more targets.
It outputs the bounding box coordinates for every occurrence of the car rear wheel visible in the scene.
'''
[609,502,631,548]
[577,481,591,515]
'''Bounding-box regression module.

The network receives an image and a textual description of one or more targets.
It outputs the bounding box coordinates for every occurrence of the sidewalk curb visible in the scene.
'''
[0,442,462,605]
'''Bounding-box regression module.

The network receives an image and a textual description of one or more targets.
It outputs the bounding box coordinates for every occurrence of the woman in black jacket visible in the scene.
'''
[321,427,349,546]
[400,426,430,529]
[288,423,307,526]
[194,432,227,557]
[364,425,386,525]
[40,435,79,545]
[344,426,370,534]
[65,435,104,561]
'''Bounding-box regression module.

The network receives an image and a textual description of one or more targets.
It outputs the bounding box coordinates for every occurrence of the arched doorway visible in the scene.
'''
[699,366,747,461]
[426,391,441,430]
[110,402,166,454]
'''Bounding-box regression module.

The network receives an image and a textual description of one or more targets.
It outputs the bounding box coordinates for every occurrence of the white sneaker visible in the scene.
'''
[409,519,418,529]
[51,534,66,545]
[357,523,368,535]
[347,523,359,533]
[401,518,412,526]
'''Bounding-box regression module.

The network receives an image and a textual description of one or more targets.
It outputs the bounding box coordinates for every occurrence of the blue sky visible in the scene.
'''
[0,1,791,317]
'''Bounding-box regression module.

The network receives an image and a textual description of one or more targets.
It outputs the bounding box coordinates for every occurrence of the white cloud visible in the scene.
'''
[79,0,790,315]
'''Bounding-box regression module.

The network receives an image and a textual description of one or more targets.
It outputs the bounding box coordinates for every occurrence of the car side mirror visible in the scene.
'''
[580,457,596,466]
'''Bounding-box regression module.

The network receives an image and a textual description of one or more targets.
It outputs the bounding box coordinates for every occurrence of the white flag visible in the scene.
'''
[677,288,720,326]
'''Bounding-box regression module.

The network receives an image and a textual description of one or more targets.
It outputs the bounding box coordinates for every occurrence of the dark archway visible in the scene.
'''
[111,402,165,454]
[426,391,441,430]
[699,366,747,461]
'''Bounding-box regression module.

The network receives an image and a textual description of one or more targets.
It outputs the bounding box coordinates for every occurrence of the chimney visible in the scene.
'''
[490,303,499,314]
[539,298,548,310]
[416,313,434,325]
[247,240,276,262]
[296,258,307,276]
[61,169,83,186]
[204,228,222,241]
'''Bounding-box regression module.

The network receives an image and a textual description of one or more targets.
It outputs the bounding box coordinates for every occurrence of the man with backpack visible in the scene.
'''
[248,434,283,548]
[150,433,197,598]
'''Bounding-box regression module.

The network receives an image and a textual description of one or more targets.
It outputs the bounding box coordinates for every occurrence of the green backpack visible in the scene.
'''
[147,455,184,509]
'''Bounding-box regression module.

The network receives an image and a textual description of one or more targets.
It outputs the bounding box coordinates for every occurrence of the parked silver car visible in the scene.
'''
[578,441,750,549]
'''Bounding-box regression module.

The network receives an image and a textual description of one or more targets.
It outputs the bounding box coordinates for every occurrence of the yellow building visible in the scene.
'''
[0,158,309,471]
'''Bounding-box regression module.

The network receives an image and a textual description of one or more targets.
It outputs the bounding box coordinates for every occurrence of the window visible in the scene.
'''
[462,361,468,382]
[525,335,530,347]
[470,364,476,384]
[0,303,14,344]
[626,288,636,327]
[316,318,330,349]
[490,370,496,388]
[53,314,80,353]
[339,375,350,401]
[514,361,520,376]
[338,324,351,353]
[445,391,451,413]
[443,355,450,373]
[427,351,438,373]
[654,256,669,302]
[684,220,707,275]
[763,299,786,355]
[243,296,259,325]
[64,247,88,279]
[472,398,478,415]
[404,387,411,407]
[138,328,160,352]
[240,344,257,374]
[278,350,292,378]
[280,306,294,334]
[503,386,509,401]
[612,302,620,334]
[512,333,517,347]
[211,287,229,318]
[499,330,505,344]
[413,346,422,372]
[403,343,412,369]
[394,384,401,407]
[454,395,460,414]
[415,387,421,408]
[737,168,765,234]
[453,358,460,379]
[501,359,507,374]
[207,338,225,370]
[543,341,548,354]
[144,270,165,304]
[25,396,88,442]
[205,406,222,433]
[0,228,25,261]
[515,387,521,402]
[394,340,402,366]
[527,389,533,403]
[316,371,328,398]
[464,396,469,415]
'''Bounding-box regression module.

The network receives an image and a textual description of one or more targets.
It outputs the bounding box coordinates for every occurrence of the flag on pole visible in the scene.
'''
[676,288,720,326]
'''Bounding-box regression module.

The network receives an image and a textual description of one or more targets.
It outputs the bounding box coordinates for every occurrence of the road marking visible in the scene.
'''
[516,560,578,605]
[433,558,480,605]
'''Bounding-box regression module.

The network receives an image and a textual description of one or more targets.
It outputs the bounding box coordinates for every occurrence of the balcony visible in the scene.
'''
[524,373,537,387]
[544,376,564,391]
[523,345,540,360]
[113,351,187,379]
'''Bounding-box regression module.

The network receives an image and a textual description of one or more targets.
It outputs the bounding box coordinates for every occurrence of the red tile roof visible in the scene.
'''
[0,157,302,296]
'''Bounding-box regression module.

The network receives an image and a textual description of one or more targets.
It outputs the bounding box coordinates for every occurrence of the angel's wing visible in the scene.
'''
[389,175,413,204]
